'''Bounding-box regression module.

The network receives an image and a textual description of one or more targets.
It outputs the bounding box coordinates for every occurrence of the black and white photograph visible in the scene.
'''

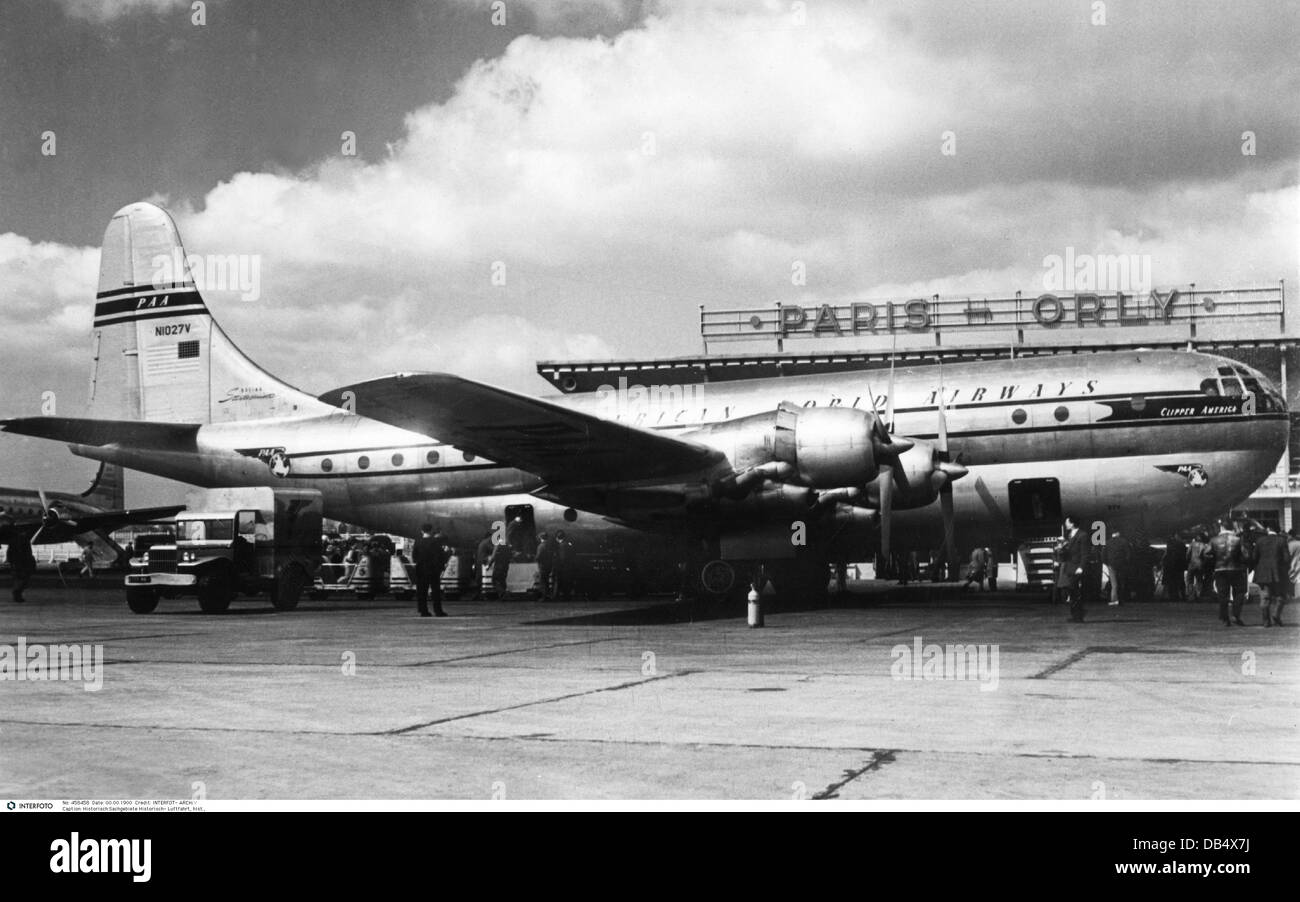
[0,0,1297,830]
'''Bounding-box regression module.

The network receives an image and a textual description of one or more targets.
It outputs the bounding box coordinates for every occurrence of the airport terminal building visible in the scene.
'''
[538,280,1299,535]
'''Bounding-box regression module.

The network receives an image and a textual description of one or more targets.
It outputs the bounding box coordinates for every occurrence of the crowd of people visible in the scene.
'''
[1053,517,1297,625]
[321,519,584,617]
[472,524,579,602]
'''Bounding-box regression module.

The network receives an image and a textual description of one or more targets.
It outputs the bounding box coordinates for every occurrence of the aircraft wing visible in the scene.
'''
[0,506,185,545]
[319,374,725,485]
[0,417,200,450]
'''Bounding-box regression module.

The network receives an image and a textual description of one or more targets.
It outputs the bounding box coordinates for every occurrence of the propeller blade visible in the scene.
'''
[879,464,894,562]
[885,357,897,433]
[38,488,50,515]
[940,482,957,580]
[935,367,949,456]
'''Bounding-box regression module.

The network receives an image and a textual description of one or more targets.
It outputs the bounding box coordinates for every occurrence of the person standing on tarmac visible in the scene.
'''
[1283,528,1300,626]
[79,544,96,579]
[985,547,997,591]
[534,532,555,600]
[553,530,576,601]
[1186,531,1210,599]
[1162,533,1188,601]
[1208,519,1251,626]
[1251,524,1288,627]
[489,535,512,598]
[961,546,988,592]
[1103,528,1131,606]
[1055,515,1092,623]
[473,528,494,599]
[4,524,37,603]
[412,524,448,617]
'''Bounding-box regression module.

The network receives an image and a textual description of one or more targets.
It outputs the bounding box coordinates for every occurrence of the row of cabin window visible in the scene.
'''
[317,449,477,472]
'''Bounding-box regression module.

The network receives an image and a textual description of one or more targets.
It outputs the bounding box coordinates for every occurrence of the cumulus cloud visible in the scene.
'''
[55,0,191,23]
[5,0,1297,422]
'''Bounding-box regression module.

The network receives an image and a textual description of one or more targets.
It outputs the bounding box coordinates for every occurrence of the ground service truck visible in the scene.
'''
[125,487,323,614]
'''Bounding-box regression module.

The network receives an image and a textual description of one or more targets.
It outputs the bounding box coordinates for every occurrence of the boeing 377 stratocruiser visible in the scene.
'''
[1,203,1289,602]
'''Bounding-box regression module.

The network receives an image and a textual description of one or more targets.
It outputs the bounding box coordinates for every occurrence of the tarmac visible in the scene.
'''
[1,575,1297,800]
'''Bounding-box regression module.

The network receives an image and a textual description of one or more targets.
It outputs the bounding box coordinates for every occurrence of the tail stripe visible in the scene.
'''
[94,303,208,328]
[95,282,196,300]
[93,287,207,326]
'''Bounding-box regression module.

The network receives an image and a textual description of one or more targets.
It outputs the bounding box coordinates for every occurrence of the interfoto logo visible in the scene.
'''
[890,635,1000,691]
[49,833,151,883]
[0,638,104,691]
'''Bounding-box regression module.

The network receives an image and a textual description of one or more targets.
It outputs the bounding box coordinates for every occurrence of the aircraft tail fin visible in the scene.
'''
[80,461,124,510]
[88,202,335,424]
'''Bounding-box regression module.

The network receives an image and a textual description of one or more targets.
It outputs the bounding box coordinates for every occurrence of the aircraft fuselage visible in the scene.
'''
[65,349,1289,556]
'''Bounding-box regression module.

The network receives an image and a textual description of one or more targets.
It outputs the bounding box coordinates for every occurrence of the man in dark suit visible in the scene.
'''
[4,522,37,604]
[1056,515,1092,623]
[1250,524,1289,626]
[1162,534,1188,601]
[412,523,448,617]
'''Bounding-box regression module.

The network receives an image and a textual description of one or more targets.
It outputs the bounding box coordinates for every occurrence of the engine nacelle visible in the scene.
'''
[687,402,902,490]
[788,406,877,487]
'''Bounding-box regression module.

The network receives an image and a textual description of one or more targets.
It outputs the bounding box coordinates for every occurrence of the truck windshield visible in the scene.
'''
[181,519,235,541]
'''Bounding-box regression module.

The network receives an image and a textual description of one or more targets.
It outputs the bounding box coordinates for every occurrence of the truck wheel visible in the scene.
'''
[126,588,160,614]
[273,564,307,611]
[197,568,234,614]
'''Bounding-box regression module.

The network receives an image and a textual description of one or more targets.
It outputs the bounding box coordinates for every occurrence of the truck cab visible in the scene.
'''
[126,488,323,614]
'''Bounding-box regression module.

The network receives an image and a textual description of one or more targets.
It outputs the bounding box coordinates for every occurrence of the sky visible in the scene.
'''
[0,0,1297,504]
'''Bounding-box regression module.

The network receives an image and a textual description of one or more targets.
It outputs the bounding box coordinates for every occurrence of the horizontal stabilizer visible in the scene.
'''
[1,417,200,451]
[319,374,725,485]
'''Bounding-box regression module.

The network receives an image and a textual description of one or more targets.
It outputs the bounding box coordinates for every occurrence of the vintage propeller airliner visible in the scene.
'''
[2,203,1287,601]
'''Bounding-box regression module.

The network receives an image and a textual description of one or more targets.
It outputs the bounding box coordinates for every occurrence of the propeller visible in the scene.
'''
[869,368,900,566]
[935,363,960,579]
[866,358,971,578]
[878,461,893,563]
[31,489,53,544]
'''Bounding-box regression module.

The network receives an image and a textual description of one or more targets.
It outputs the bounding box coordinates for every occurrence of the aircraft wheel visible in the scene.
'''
[699,559,736,598]
[272,564,307,611]
[126,588,160,614]
[196,568,234,614]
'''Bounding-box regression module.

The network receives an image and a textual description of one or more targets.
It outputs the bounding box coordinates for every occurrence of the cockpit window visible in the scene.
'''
[1200,378,1220,397]
[1242,377,1283,412]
